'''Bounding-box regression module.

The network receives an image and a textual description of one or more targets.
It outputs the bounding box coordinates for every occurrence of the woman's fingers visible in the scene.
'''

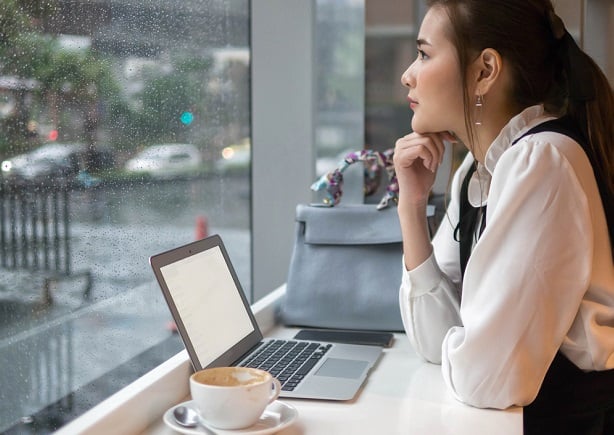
[394,131,448,173]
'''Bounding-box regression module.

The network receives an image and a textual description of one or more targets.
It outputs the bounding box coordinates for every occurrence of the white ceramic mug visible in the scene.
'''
[189,366,281,430]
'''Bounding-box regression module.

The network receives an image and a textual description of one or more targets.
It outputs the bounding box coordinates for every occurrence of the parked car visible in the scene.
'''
[2,143,83,184]
[1,142,116,186]
[124,143,202,179]
[215,138,250,174]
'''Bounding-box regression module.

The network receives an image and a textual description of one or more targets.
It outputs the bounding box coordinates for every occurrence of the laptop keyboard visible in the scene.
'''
[240,339,332,391]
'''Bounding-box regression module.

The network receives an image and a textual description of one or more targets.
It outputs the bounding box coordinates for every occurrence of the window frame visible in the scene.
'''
[250,0,318,302]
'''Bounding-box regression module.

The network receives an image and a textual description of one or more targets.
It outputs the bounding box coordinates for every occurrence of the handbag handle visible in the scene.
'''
[311,149,398,210]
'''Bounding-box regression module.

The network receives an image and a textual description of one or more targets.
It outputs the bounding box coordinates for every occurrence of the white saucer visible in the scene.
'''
[163,400,298,435]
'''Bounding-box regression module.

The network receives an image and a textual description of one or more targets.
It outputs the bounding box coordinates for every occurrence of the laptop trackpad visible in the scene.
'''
[315,358,368,379]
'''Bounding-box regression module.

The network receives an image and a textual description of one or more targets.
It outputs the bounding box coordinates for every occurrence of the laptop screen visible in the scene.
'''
[152,237,261,370]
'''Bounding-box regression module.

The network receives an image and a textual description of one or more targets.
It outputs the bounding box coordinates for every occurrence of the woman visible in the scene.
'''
[393,0,614,433]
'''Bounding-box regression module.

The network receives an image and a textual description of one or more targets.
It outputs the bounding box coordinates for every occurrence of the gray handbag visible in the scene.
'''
[281,203,404,331]
[280,149,405,331]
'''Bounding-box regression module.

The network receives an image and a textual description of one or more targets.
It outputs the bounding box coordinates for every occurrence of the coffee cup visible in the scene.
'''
[189,366,281,430]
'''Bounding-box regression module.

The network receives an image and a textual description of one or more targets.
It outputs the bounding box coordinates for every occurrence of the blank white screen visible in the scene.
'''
[160,246,254,367]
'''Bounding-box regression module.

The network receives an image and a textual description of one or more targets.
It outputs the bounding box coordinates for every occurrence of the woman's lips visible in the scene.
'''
[407,96,418,109]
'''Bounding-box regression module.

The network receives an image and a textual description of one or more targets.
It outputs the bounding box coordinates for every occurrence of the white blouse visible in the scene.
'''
[399,105,614,409]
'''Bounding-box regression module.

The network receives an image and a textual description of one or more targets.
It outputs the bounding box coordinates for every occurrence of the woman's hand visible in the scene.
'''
[393,131,454,206]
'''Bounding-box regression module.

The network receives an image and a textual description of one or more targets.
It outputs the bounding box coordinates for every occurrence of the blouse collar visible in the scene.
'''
[467,105,556,208]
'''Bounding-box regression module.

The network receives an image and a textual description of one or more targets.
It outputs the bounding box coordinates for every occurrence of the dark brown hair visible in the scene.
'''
[428,0,613,250]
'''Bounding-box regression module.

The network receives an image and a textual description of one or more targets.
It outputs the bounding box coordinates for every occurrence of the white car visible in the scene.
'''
[125,144,202,179]
[1,143,83,183]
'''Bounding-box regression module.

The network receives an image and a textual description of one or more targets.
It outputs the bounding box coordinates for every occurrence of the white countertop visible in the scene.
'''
[57,286,522,435]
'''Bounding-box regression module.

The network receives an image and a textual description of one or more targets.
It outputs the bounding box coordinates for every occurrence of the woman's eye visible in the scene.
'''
[417,49,429,60]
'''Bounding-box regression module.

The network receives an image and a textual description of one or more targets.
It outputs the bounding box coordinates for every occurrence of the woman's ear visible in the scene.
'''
[472,48,503,96]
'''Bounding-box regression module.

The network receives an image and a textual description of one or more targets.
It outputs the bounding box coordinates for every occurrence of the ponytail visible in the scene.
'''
[547,8,614,255]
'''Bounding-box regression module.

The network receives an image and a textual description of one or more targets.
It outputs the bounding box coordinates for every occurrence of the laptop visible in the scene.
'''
[149,234,382,401]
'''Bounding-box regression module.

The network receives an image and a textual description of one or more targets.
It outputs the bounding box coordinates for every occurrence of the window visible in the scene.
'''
[0,1,249,432]
[1,0,612,432]
[314,0,365,170]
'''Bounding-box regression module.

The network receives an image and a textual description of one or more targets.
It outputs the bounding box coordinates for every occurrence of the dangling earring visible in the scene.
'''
[475,94,483,126]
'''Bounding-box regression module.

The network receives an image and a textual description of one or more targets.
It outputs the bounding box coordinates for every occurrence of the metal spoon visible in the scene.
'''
[173,405,201,429]
[173,405,217,434]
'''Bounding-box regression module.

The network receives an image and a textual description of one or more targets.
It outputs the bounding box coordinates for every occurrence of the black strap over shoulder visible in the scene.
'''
[511,117,585,146]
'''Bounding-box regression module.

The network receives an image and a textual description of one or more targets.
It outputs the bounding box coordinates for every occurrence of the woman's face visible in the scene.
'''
[401,6,466,136]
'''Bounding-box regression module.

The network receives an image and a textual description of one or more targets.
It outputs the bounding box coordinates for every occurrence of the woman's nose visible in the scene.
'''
[401,63,414,89]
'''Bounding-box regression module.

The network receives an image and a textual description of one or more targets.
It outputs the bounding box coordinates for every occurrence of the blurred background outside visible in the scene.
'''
[0,0,611,432]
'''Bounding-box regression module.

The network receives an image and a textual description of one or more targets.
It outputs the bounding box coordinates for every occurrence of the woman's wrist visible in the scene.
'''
[397,198,433,270]
[397,197,429,216]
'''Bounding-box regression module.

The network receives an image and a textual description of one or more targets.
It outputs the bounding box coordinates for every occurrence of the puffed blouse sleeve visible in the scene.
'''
[398,153,474,364]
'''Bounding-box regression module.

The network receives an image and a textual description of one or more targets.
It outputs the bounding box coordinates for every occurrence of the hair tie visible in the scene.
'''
[547,10,595,102]
[547,10,566,40]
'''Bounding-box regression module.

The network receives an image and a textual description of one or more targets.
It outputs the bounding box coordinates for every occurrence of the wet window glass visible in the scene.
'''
[314,0,365,178]
[0,0,249,432]
[2,0,611,432]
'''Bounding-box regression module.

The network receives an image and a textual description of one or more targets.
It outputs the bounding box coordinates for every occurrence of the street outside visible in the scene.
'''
[0,175,251,432]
